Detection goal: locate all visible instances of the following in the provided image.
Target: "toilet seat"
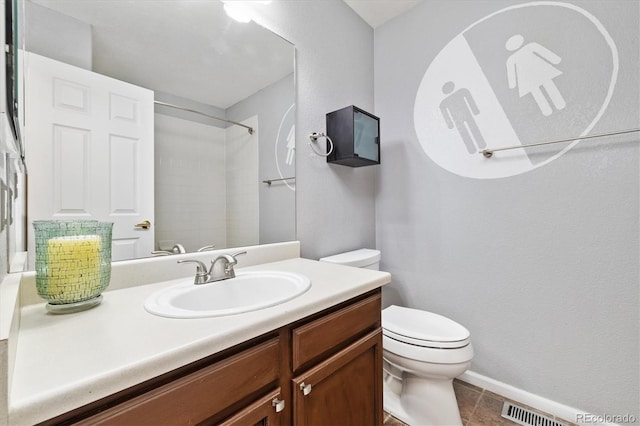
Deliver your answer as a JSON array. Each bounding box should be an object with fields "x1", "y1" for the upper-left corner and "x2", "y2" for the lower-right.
[
  {"x1": 382, "y1": 305, "x2": 470, "y2": 349},
  {"x1": 383, "y1": 328, "x2": 470, "y2": 349}
]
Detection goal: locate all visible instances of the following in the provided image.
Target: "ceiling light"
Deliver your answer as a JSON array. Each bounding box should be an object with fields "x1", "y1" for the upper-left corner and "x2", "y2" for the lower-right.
[
  {"x1": 222, "y1": 1, "x2": 272, "y2": 23},
  {"x1": 223, "y1": 2, "x2": 253, "y2": 23}
]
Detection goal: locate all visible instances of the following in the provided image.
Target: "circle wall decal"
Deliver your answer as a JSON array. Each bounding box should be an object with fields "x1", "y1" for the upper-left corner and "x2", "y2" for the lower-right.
[{"x1": 413, "y1": 2, "x2": 618, "y2": 179}]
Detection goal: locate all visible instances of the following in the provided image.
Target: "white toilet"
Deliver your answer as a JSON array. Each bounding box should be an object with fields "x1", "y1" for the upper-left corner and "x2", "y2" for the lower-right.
[{"x1": 320, "y1": 249, "x2": 474, "y2": 426}]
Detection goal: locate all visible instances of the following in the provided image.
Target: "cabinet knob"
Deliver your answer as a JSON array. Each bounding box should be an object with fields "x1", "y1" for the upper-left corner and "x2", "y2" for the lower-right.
[
  {"x1": 300, "y1": 382, "x2": 312, "y2": 396},
  {"x1": 272, "y1": 398, "x2": 285, "y2": 413}
]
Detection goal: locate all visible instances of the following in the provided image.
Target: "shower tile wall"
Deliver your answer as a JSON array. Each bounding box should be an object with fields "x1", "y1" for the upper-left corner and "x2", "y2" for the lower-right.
[
  {"x1": 225, "y1": 115, "x2": 259, "y2": 248},
  {"x1": 154, "y1": 113, "x2": 227, "y2": 252}
]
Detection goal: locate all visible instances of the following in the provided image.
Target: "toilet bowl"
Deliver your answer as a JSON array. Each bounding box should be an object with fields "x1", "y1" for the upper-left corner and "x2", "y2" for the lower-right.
[
  {"x1": 383, "y1": 305, "x2": 473, "y2": 426},
  {"x1": 319, "y1": 249, "x2": 474, "y2": 426}
]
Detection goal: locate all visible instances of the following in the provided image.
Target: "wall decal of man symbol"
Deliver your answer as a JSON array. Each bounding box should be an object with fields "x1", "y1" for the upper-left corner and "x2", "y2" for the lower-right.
[
  {"x1": 506, "y1": 34, "x2": 566, "y2": 116},
  {"x1": 285, "y1": 124, "x2": 295, "y2": 166},
  {"x1": 275, "y1": 103, "x2": 296, "y2": 191},
  {"x1": 439, "y1": 81, "x2": 486, "y2": 154}
]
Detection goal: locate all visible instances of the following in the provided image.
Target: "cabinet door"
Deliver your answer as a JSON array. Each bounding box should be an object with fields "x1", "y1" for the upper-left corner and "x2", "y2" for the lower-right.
[
  {"x1": 216, "y1": 388, "x2": 284, "y2": 426},
  {"x1": 292, "y1": 329, "x2": 382, "y2": 426}
]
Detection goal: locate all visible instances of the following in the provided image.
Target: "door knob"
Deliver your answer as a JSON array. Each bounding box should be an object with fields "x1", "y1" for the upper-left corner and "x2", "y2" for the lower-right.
[{"x1": 135, "y1": 220, "x2": 151, "y2": 229}]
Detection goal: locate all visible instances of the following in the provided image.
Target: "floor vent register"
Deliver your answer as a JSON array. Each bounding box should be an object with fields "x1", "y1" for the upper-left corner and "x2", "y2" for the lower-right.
[{"x1": 501, "y1": 402, "x2": 567, "y2": 426}]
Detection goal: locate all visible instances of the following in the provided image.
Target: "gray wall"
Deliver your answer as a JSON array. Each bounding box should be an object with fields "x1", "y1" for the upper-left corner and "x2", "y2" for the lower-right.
[
  {"x1": 375, "y1": 0, "x2": 639, "y2": 419},
  {"x1": 227, "y1": 73, "x2": 296, "y2": 245},
  {"x1": 250, "y1": 1, "x2": 377, "y2": 261}
]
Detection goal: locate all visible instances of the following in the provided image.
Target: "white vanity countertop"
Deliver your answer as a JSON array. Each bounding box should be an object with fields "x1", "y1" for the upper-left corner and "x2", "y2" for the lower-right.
[{"x1": 9, "y1": 257, "x2": 391, "y2": 425}]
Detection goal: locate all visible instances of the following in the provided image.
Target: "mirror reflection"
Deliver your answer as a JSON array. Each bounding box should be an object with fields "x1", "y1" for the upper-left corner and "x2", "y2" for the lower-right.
[{"x1": 19, "y1": 0, "x2": 296, "y2": 267}]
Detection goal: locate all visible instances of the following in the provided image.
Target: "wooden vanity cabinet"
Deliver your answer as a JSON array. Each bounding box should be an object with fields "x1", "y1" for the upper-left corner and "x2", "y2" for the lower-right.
[{"x1": 44, "y1": 289, "x2": 381, "y2": 426}]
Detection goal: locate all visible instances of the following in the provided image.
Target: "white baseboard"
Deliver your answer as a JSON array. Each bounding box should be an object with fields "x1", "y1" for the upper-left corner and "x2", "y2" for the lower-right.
[{"x1": 459, "y1": 371, "x2": 623, "y2": 426}]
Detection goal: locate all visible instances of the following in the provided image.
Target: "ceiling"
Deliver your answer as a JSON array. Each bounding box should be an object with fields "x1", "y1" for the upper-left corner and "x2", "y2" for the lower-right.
[
  {"x1": 29, "y1": 0, "x2": 293, "y2": 109},
  {"x1": 27, "y1": 0, "x2": 419, "y2": 109},
  {"x1": 343, "y1": 0, "x2": 424, "y2": 28}
]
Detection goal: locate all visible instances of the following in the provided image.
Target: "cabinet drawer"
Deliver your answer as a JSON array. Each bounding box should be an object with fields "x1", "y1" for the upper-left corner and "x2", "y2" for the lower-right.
[
  {"x1": 78, "y1": 338, "x2": 280, "y2": 426},
  {"x1": 292, "y1": 292, "x2": 380, "y2": 371}
]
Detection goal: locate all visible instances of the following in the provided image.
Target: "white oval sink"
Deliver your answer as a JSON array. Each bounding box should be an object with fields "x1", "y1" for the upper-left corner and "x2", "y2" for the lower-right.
[{"x1": 144, "y1": 271, "x2": 311, "y2": 318}]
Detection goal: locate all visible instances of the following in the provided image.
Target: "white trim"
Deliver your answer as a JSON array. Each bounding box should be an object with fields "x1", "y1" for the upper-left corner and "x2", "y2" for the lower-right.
[{"x1": 459, "y1": 371, "x2": 622, "y2": 426}]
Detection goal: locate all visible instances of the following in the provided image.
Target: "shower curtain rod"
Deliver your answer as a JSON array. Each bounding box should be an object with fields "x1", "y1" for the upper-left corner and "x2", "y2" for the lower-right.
[
  {"x1": 481, "y1": 128, "x2": 640, "y2": 158},
  {"x1": 154, "y1": 101, "x2": 254, "y2": 134}
]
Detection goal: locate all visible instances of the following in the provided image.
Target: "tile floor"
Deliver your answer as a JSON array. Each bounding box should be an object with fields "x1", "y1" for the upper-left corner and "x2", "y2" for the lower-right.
[{"x1": 383, "y1": 379, "x2": 578, "y2": 426}]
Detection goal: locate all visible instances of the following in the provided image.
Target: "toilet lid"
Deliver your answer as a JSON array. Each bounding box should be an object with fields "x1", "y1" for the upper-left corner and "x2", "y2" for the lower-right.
[
  {"x1": 382, "y1": 305, "x2": 470, "y2": 349},
  {"x1": 319, "y1": 248, "x2": 381, "y2": 268}
]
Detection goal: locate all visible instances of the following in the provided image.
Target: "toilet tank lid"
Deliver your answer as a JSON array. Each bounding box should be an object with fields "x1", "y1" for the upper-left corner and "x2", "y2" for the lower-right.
[
  {"x1": 382, "y1": 305, "x2": 470, "y2": 343},
  {"x1": 319, "y1": 248, "x2": 381, "y2": 268}
]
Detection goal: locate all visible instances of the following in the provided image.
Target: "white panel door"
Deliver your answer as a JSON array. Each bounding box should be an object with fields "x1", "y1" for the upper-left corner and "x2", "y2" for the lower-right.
[{"x1": 24, "y1": 52, "x2": 154, "y2": 266}]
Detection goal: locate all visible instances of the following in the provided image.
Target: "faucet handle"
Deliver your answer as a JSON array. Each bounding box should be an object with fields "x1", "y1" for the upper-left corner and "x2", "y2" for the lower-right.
[
  {"x1": 172, "y1": 243, "x2": 187, "y2": 254},
  {"x1": 208, "y1": 251, "x2": 247, "y2": 280},
  {"x1": 197, "y1": 245, "x2": 216, "y2": 252},
  {"x1": 177, "y1": 259, "x2": 209, "y2": 285},
  {"x1": 224, "y1": 251, "x2": 247, "y2": 278},
  {"x1": 225, "y1": 251, "x2": 247, "y2": 269},
  {"x1": 230, "y1": 251, "x2": 247, "y2": 262}
]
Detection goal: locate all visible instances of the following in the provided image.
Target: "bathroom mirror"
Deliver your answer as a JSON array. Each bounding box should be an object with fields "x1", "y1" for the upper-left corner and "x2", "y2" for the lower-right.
[{"x1": 18, "y1": 0, "x2": 296, "y2": 266}]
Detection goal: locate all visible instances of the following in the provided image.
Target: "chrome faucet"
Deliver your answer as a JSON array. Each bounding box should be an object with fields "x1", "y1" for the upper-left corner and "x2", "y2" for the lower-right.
[
  {"x1": 172, "y1": 243, "x2": 187, "y2": 254},
  {"x1": 152, "y1": 243, "x2": 187, "y2": 256},
  {"x1": 178, "y1": 251, "x2": 247, "y2": 285}
]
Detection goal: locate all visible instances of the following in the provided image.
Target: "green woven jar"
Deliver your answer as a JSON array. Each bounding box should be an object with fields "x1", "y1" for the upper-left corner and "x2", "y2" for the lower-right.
[{"x1": 33, "y1": 220, "x2": 113, "y2": 313}]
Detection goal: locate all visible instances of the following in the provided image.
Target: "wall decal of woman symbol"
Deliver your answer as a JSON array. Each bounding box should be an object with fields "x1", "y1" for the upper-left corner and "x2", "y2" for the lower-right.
[
  {"x1": 413, "y1": 1, "x2": 618, "y2": 179},
  {"x1": 506, "y1": 34, "x2": 566, "y2": 116}
]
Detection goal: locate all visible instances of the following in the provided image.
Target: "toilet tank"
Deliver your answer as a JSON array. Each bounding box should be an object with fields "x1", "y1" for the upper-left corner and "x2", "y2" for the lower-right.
[{"x1": 319, "y1": 248, "x2": 381, "y2": 270}]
